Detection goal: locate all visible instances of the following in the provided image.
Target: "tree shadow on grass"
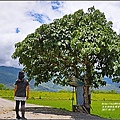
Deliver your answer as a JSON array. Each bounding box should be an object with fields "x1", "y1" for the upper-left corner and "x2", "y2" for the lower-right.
[{"x1": 23, "y1": 106, "x2": 108, "y2": 120}]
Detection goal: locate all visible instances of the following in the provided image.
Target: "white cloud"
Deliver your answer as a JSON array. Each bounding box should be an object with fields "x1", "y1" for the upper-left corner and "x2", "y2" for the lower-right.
[{"x1": 0, "y1": 1, "x2": 120, "y2": 68}]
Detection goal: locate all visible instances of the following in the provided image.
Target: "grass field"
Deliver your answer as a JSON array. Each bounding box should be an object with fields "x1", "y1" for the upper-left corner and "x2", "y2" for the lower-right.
[{"x1": 0, "y1": 90, "x2": 120, "y2": 119}]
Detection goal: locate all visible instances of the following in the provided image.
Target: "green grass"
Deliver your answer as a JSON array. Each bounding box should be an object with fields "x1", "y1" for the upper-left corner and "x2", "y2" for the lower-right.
[
  {"x1": 91, "y1": 100, "x2": 120, "y2": 119},
  {"x1": 0, "y1": 90, "x2": 120, "y2": 119},
  {"x1": 91, "y1": 93, "x2": 120, "y2": 119},
  {"x1": 27, "y1": 99, "x2": 72, "y2": 111}
]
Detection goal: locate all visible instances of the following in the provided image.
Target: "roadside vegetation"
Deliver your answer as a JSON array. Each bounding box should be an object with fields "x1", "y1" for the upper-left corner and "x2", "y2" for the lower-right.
[{"x1": 0, "y1": 83, "x2": 9, "y2": 90}]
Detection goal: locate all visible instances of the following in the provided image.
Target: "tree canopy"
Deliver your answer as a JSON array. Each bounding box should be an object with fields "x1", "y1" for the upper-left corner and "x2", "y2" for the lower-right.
[{"x1": 12, "y1": 6, "x2": 120, "y2": 88}]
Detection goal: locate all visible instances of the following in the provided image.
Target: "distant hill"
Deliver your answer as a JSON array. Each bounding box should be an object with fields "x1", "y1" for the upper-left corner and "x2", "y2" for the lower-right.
[
  {"x1": 96, "y1": 77, "x2": 120, "y2": 93},
  {"x1": 0, "y1": 66, "x2": 120, "y2": 93},
  {"x1": 0, "y1": 66, "x2": 21, "y2": 88},
  {"x1": 0, "y1": 66, "x2": 72, "y2": 92}
]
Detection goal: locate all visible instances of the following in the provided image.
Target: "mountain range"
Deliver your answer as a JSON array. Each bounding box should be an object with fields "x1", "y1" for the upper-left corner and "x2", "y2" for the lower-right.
[
  {"x1": 0, "y1": 66, "x2": 120, "y2": 93},
  {"x1": 0, "y1": 66, "x2": 72, "y2": 92}
]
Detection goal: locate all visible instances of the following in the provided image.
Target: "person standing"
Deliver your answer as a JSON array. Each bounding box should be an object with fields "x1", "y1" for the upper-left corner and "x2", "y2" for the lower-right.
[{"x1": 14, "y1": 71, "x2": 30, "y2": 120}]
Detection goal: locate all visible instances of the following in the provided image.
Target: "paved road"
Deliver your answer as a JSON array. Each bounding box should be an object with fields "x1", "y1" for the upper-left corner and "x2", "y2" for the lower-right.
[{"x1": 0, "y1": 98, "x2": 108, "y2": 120}]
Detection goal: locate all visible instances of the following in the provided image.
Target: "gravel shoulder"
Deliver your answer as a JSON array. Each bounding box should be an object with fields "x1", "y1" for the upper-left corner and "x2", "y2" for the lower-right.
[{"x1": 0, "y1": 98, "x2": 108, "y2": 120}]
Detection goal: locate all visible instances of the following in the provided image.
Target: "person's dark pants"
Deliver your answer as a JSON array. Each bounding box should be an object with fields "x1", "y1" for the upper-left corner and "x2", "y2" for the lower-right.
[{"x1": 15, "y1": 100, "x2": 25, "y2": 118}]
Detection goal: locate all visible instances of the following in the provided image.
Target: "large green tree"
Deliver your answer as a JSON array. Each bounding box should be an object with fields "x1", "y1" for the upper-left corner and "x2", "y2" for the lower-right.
[{"x1": 12, "y1": 6, "x2": 120, "y2": 113}]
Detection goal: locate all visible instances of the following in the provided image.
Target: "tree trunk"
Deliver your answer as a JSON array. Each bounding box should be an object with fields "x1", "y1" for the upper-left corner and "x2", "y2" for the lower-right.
[
  {"x1": 84, "y1": 54, "x2": 91, "y2": 114},
  {"x1": 83, "y1": 81, "x2": 90, "y2": 114}
]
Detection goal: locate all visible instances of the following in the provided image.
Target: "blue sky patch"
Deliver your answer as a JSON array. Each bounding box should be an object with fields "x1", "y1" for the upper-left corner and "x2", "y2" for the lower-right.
[
  {"x1": 51, "y1": 1, "x2": 63, "y2": 11},
  {"x1": 51, "y1": 1, "x2": 60, "y2": 10},
  {"x1": 15, "y1": 28, "x2": 20, "y2": 33},
  {"x1": 27, "y1": 12, "x2": 51, "y2": 24},
  {"x1": 51, "y1": 1, "x2": 61, "y2": 6}
]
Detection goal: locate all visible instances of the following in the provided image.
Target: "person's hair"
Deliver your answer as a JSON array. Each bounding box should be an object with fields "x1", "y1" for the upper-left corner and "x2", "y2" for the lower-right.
[{"x1": 18, "y1": 71, "x2": 25, "y2": 80}]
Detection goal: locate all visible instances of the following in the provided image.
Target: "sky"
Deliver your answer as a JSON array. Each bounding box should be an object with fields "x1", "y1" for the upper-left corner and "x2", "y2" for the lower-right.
[{"x1": 0, "y1": 1, "x2": 120, "y2": 68}]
